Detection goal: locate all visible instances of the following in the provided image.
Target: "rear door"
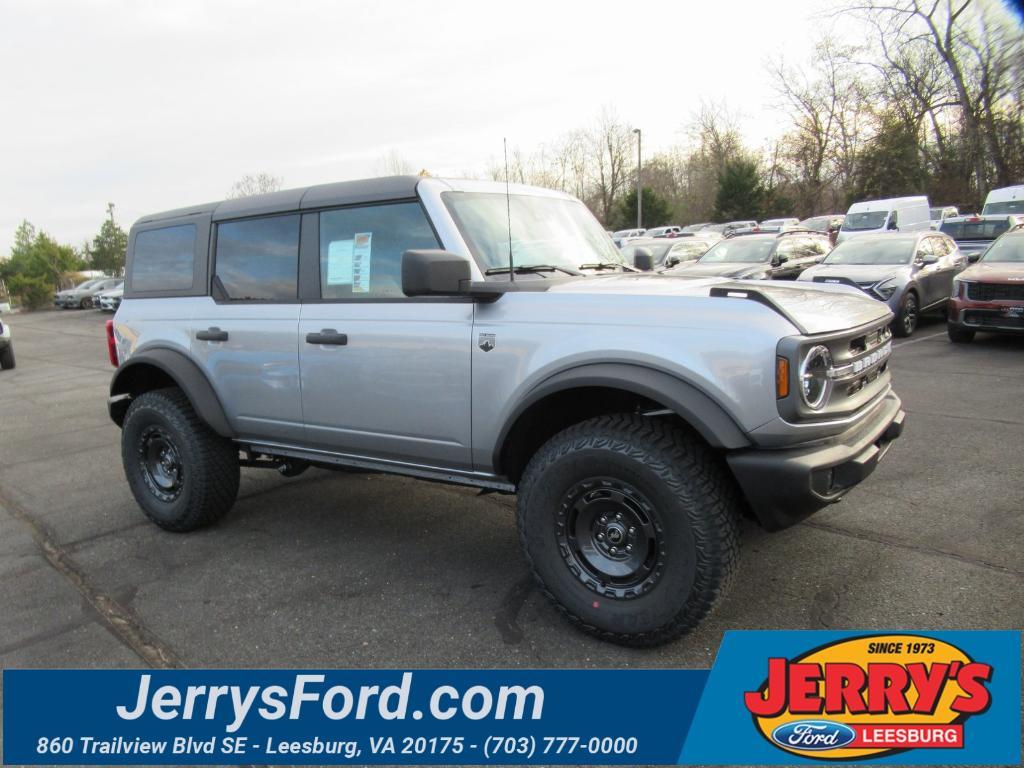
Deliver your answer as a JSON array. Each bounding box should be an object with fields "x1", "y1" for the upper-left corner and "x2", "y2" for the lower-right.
[
  {"x1": 297, "y1": 201, "x2": 474, "y2": 470},
  {"x1": 190, "y1": 213, "x2": 303, "y2": 443}
]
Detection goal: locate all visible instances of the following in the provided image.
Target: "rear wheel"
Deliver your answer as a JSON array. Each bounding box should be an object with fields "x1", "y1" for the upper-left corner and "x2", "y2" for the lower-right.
[
  {"x1": 79, "y1": 297, "x2": 91, "y2": 309},
  {"x1": 893, "y1": 291, "x2": 918, "y2": 337},
  {"x1": 122, "y1": 388, "x2": 239, "y2": 531},
  {"x1": 947, "y1": 324, "x2": 975, "y2": 343},
  {"x1": 0, "y1": 343, "x2": 14, "y2": 370},
  {"x1": 516, "y1": 414, "x2": 741, "y2": 647}
]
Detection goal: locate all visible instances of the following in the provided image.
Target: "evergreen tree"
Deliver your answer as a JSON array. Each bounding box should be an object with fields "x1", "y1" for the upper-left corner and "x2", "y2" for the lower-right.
[
  {"x1": 713, "y1": 160, "x2": 765, "y2": 221},
  {"x1": 90, "y1": 203, "x2": 128, "y2": 275},
  {"x1": 613, "y1": 187, "x2": 672, "y2": 230}
]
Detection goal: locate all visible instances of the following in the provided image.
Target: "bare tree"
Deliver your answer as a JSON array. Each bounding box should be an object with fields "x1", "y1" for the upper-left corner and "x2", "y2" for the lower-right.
[
  {"x1": 587, "y1": 109, "x2": 634, "y2": 224},
  {"x1": 227, "y1": 172, "x2": 283, "y2": 199},
  {"x1": 376, "y1": 149, "x2": 414, "y2": 176}
]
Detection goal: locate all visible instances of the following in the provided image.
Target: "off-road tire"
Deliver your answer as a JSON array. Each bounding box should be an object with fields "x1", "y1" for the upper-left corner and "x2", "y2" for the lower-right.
[
  {"x1": 122, "y1": 388, "x2": 239, "y2": 532},
  {"x1": 947, "y1": 324, "x2": 975, "y2": 343},
  {"x1": 893, "y1": 290, "x2": 918, "y2": 338},
  {"x1": 516, "y1": 414, "x2": 741, "y2": 647},
  {"x1": 0, "y1": 343, "x2": 14, "y2": 370}
]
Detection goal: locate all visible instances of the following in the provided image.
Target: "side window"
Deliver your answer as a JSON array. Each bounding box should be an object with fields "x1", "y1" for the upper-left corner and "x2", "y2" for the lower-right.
[
  {"x1": 916, "y1": 238, "x2": 935, "y2": 259},
  {"x1": 809, "y1": 236, "x2": 830, "y2": 256},
  {"x1": 775, "y1": 238, "x2": 800, "y2": 260},
  {"x1": 132, "y1": 225, "x2": 196, "y2": 292},
  {"x1": 319, "y1": 202, "x2": 440, "y2": 299},
  {"x1": 214, "y1": 215, "x2": 299, "y2": 301}
]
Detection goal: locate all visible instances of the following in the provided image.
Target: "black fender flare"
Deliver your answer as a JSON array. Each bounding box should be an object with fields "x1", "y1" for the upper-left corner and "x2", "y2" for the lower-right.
[
  {"x1": 493, "y1": 362, "x2": 750, "y2": 469},
  {"x1": 108, "y1": 347, "x2": 233, "y2": 437}
]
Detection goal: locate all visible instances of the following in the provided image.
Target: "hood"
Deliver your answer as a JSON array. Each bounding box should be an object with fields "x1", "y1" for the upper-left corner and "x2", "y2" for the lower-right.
[
  {"x1": 958, "y1": 261, "x2": 1024, "y2": 283},
  {"x1": 667, "y1": 262, "x2": 769, "y2": 279},
  {"x1": 800, "y1": 263, "x2": 907, "y2": 286},
  {"x1": 537, "y1": 274, "x2": 890, "y2": 335}
]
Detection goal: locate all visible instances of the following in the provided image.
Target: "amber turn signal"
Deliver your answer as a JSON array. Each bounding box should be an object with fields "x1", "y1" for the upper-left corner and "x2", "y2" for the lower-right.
[{"x1": 776, "y1": 356, "x2": 790, "y2": 399}]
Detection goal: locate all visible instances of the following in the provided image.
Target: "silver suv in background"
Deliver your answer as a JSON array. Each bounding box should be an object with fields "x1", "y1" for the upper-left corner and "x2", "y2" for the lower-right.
[
  {"x1": 798, "y1": 231, "x2": 966, "y2": 337},
  {"x1": 107, "y1": 176, "x2": 904, "y2": 646}
]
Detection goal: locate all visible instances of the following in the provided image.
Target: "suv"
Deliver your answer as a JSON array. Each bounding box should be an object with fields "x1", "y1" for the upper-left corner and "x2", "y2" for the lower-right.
[
  {"x1": 662, "y1": 230, "x2": 831, "y2": 280},
  {"x1": 947, "y1": 228, "x2": 1024, "y2": 342},
  {"x1": 938, "y1": 214, "x2": 1024, "y2": 263},
  {"x1": 107, "y1": 177, "x2": 905, "y2": 646}
]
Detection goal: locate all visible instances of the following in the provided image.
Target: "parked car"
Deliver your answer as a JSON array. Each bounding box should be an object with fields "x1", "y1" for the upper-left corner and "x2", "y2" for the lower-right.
[
  {"x1": 929, "y1": 205, "x2": 959, "y2": 229},
  {"x1": 682, "y1": 222, "x2": 712, "y2": 232},
  {"x1": 798, "y1": 231, "x2": 965, "y2": 337},
  {"x1": 106, "y1": 175, "x2": 904, "y2": 647},
  {"x1": 938, "y1": 214, "x2": 1024, "y2": 263},
  {"x1": 837, "y1": 196, "x2": 931, "y2": 243},
  {"x1": 981, "y1": 184, "x2": 1024, "y2": 216},
  {"x1": 620, "y1": 235, "x2": 718, "y2": 270},
  {"x1": 55, "y1": 277, "x2": 121, "y2": 308},
  {"x1": 947, "y1": 228, "x2": 1024, "y2": 342},
  {"x1": 728, "y1": 223, "x2": 803, "y2": 237},
  {"x1": 644, "y1": 225, "x2": 683, "y2": 238},
  {"x1": 611, "y1": 228, "x2": 646, "y2": 247},
  {"x1": 799, "y1": 214, "x2": 844, "y2": 233},
  {"x1": 760, "y1": 217, "x2": 800, "y2": 228},
  {"x1": 98, "y1": 284, "x2": 125, "y2": 312},
  {"x1": 664, "y1": 230, "x2": 831, "y2": 280},
  {"x1": 0, "y1": 317, "x2": 14, "y2": 370},
  {"x1": 721, "y1": 220, "x2": 758, "y2": 235}
]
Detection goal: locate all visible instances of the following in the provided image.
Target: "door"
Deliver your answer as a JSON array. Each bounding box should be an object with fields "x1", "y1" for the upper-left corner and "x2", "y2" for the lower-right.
[
  {"x1": 921, "y1": 236, "x2": 961, "y2": 308},
  {"x1": 298, "y1": 201, "x2": 474, "y2": 470},
  {"x1": 769, "y1": 237, "x2": 805, "y2": 279},
  {"x1": 191, "y1": 213, "x2": 303, "y2": 443},
  {"x1": 912, "y1": 237, "x2": 946, "y2": 308}
]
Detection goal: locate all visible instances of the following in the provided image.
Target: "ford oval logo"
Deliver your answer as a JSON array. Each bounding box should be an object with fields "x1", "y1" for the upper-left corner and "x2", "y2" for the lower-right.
[{"x1": 771, "y1": 720, "x2": 857, "y2": 750}]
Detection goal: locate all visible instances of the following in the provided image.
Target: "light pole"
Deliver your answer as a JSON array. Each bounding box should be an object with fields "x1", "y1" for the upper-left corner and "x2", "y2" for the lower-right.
[{"x1": 632, "y1": 128, "x2": 642, "y2": 230}]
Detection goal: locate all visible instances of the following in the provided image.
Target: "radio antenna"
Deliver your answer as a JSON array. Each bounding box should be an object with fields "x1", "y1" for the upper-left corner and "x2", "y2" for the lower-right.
[{"x1": 504, "y1": 137, "x2": 514, "y2": 283}]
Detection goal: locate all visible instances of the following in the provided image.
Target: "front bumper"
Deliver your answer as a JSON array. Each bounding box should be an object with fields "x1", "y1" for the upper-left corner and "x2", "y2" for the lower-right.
[
  {"x1": 727, "y1": 391, "x2": 905, "y2": 531},
  {"x1": 948, "y1": 297, "x2": 1024, "y2": 334}
]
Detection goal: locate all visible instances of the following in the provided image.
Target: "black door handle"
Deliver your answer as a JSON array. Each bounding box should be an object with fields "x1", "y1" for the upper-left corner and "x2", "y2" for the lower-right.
[
  {"x1": 196, "y1": 327, "x2": 229, "y2": 342},
  {"x1": 306, "y1": 329, "x2": 348, "y2": 346}
]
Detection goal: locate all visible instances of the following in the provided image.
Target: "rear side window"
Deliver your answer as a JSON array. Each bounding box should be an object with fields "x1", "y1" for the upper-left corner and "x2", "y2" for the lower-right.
[
  {"x1": 215, "y1": 215, "x2": 300, "y2": 301},
  {"x1": 318, "y1": 202, "x2": 439, "y2": 299},
  {"x1": 132, "y1": 225, "x2": 196, "y2": 291}
]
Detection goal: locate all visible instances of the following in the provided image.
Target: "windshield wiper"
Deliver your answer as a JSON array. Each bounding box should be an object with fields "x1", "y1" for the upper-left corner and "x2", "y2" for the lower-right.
[
  {"x1": 578, "y1": 262, "x2": 639, "y2": 272},
  {"x1": 485, "y1": 264, "x2": 583, "y2": 277}
]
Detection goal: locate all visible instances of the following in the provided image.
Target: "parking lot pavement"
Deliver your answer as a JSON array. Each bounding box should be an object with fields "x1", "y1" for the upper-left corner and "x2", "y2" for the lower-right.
[{"x1": 1, "y1": 310, "x2": 1021, "y2": 688}]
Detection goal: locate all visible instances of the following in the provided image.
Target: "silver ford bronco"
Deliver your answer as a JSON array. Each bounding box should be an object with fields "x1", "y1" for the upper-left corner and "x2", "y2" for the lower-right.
[{"x1": 108, "y1": 177, "x2": 904, "y2": 646}]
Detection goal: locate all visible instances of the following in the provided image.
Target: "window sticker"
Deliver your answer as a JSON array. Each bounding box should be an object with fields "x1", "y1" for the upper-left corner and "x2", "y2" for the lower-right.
[
  {"x1": 326, "y1": 239, "x2": 353, "y2": 285},
  {"x1": 352, "y1": 232, "x2": 372, "y2": 294}
]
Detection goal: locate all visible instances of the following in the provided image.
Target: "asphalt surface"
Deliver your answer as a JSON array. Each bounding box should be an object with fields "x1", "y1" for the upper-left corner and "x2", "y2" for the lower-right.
[{"x1": 1, "y1": 308, "x2": 1022, "y2": 752}]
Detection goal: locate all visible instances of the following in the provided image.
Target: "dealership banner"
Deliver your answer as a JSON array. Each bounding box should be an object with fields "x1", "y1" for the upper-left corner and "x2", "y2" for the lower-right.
[{"x1": 3, "y1": 631, "x2": 1019, "y2": 765}]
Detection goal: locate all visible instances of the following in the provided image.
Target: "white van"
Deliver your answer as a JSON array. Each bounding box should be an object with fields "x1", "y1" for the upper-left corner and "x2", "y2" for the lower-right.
[
  {"x1": 837, "y1": 196, "x2": 931, "y2": 243},
  {"x1": 981, "y1": 185, "x2": 1024, "y2": 215}
]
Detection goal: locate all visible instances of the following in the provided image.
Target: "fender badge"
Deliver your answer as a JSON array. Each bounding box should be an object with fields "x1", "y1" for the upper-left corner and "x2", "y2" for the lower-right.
[{"x1": 478, "y1": 333, "x2": 496, "y2": 352}]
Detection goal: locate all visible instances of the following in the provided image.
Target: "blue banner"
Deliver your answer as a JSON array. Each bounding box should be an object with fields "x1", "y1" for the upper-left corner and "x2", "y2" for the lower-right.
[{"x1": 2, "y1": 630, "x2": 1019, "y2": 765}]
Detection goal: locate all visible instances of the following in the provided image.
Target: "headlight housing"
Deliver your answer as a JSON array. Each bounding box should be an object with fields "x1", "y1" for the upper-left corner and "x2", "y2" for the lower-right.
[
  {"x1": 799, "y1": 345, "x2": 833, "y2": 410},
  {"x1": 873, "y1": 278, "x2": 898, "y2": 300},
  {"x1": 952, "y1": 279, "x2": 968, "y2": 299}
]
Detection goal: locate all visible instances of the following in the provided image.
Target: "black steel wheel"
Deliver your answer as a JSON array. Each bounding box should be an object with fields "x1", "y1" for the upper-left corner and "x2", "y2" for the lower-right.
[
  {"x1": 517, "y1": 414, "x2": 741, "y2": 647},
  {"x1": 122, "y1": 388, "x2": 239, "y2": 532},
  {"x1": 557, "y1": 477, "x2": 665, "y2": 599}
]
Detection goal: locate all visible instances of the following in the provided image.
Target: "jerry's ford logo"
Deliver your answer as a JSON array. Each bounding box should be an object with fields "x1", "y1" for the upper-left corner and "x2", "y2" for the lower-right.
[{"x1": 771, "y1": 720, "x2": 856, "y2": 751}]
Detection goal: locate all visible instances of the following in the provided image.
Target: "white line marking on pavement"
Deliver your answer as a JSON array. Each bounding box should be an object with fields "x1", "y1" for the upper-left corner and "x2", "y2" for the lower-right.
[{"x1": 894, "y1": 330, "x2": 947, "y2": 348}]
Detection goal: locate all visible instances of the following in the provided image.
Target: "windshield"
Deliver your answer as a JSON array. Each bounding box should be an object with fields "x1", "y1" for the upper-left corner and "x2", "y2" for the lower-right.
[
  {"x1": 665, "y1": 241, "x2": 710, "y2": 262},
  {"x1": 940, "y1": 220, "x2": 1011, "y2": 240},
  {"x1": 982, "y1": 200, "x2": 1024, "y2": 215},
  {"x1": 697, "y1": 238, "x2": 774, "y2": 264},
  {"x1": 824, "y1": 238, "x2": 913, "y2": 265},
  {"x1": 74, "y1": 279, "x2": 99, "y2": 290},
  {"x1": 443, "y1": 192, "x2": 625, "y2": 273},
  {"x1": 929, "y1": 208, "x2": 943, "y2": 219},
  {"x1": 843, "y1": 211, "x2": 888, "y2": 231},
  {"x1": 620, "y1": 242, "x2": 672, "y2": 262},
  {"x1": 981, "y1": 235, "x2": 1024, "y2": 262}
]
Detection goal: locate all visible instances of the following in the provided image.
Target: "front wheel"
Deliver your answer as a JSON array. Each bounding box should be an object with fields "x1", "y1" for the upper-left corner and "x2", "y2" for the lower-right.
[
  {"x1": 516, "y1": 414, "x2": 741, "y2": 647},
  {"x1": 0, "y1": 343, "x2": 14, "y2": 370},
  {"x1": 122, "y1": 388, "x2": 239, "y2": 531},
  {"x1": 893, "y1": 291, "x2": 918, "y2": 337},
  {"x1": 947, "y1": 324, "x2": 975, "y2": 343}
]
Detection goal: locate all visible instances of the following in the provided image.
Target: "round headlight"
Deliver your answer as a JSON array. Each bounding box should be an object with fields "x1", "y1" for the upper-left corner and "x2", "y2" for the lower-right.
[{"x1": 800, "y1": 345, "x2": 833, "y2": 410}]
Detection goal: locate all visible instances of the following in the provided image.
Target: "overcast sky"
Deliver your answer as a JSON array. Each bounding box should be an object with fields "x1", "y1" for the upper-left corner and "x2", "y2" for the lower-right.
[{"x1": 0, "y1": 0, "x2": 841, "y2": 249}]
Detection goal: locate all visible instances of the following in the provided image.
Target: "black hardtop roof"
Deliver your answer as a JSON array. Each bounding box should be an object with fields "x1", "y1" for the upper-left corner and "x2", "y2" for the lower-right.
[{"x1": 134, "y1": 175, "x2": 423, "y2": 226}]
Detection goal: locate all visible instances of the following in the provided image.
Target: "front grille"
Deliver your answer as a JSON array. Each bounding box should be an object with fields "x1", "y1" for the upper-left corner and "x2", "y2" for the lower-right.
[
  {"x1": 964, "y1": 311, "x2": 1024, "y2": 329},
  {"x1": 966, "y1": 282, "x2": 1024, "y2": 302}
]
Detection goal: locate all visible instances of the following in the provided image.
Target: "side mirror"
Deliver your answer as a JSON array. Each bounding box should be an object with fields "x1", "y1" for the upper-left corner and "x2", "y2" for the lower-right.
[
  {"x1": 887, "y1": 219, "x2": 898, "y2": 231},
  {"x1": 402, "y1": 250, "x2": 473, "y2": 297},
  {"x1": 633, "y1": 248, "x2": 654, "y2": 271},
  {"x1": 775, "y1": 254, "x2": 789, "y2": 265},
  {"x1": 967, "y1": 252, "x2": 982, "y2": 263},
  {"x1": 919, "y1": 253, "x2": 939, "y2": 265},
  {"x1": 664, "y1": 256, "x2": 680, "y2": 269}
]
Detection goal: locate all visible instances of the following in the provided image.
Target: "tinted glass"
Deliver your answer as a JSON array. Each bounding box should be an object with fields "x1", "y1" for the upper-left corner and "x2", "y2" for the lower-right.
[
  {"x1": 940, "y1": 220, "x2": 1011, "y2": 240},
  {"x1": 824, "y1": 238, "x2": 914, "y2": 265},
  {"x1": 843, "y1": 211, "x2": 888, "y2": 231},
  {"x1": 981, "y1": 235, "x2": 1024, "y2": 263},
  {"x1": 132, "y1": 225, "x2": 196, "y2": 291},
  {"x1": 983, "y1": 200, "x2": 1024, "y2": 215},
  {"x1": 215, "y1": 215, "x2": 299, "y2": 301},
  {"x1": 319, "y1": 202, "x2": 439, "y2": 299},
  {"x1": 698, "y1": 238, "x2": 774, "y2": 263}
]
